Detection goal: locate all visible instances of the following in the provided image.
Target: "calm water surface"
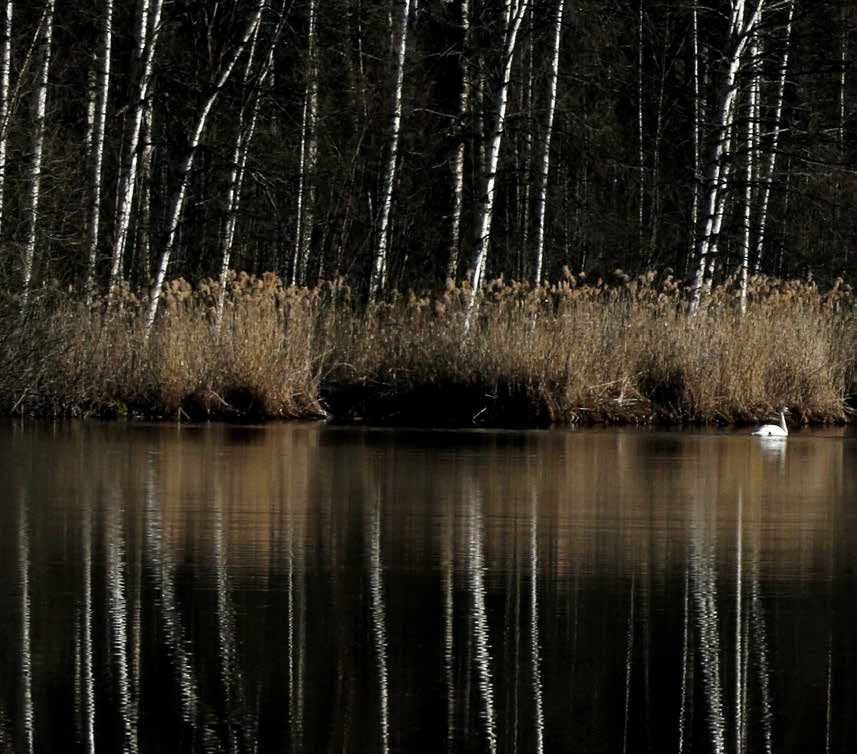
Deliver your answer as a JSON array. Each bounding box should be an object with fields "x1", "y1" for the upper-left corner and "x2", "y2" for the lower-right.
[{"x1": 1, "y1": 420, "x2": 856, "y2": 753}]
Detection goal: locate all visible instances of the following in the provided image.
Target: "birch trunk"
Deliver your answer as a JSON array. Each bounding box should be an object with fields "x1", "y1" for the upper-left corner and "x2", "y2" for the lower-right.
[
  {"x1": 754, "y1": 0, "x2": 794, "y2": 273},
  {"x1": 740, "y1": 34, "x2": 759, "y2": 315},
  {"x1": 637, "y1": 0, "x2": 645, "y2": 257},
  {"x1": 136, "y1": 101, "x2": 154, "y2": 284},
  {"x1": 20, "y1": 0, "x2": 54, "y2": 313},
  {"x1": 688, "y1": 5, "x2": 701, "y2": 276},
  {"x1": 447, "y1": 0, "x2": 470, "y2": 281},
  {"x1": 216, "y1": 8, "x2": 283, "y2": 332},
  {"x1": 292, "y1": 0, "x2": 319, "y2": 286},
  {"x1": 518, "y1": 25, "x2": 533, "y2": 281},
  {"x1": 108, "y1": 0, "x2": 163, "y2": 299},
  {"x1": 533, "y1": 0, "x2": 564, "y2": 285},
  {"x1": 145, "y1": 3, "x2": 264, "y2": 338},
  {"x1": 84, "y1": 0, "x2": 113, "y2": 305},
  {"x1": 464, "y1": 0, "x2": 529, "y2": 332},
  {"x1": 689, "y1": 0, "x2": 767, "y2": 314},
  {"x1": 0, "y1": 0, "x2": 12, "y2": 235},
  {"x1": 369, "y1": 0, "x2": 412, "y2": 303}
]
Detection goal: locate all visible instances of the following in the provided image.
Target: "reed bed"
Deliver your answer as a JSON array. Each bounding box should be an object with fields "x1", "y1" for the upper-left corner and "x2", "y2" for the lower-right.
[{"x1": 2, "y1": 270, "x2": 855, "y2": 425}]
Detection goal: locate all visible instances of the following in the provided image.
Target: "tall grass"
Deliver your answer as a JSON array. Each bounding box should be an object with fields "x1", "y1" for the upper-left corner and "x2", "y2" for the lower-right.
[{"x1": 2, "y1": 270, "x2": 856, "y2": 424}]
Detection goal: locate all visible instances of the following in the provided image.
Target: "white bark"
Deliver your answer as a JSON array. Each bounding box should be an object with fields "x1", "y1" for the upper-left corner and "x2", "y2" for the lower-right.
[
  {"x1": 518, "y1": 25, "x2": 533, "y2": 279},
  {"x1": 20, "y1": 0, "x2": 53, "y2": 312},
  {"x1": 369, "y1": 0, "x2": 412, "y2": 303},
  {"x1": 216, "y1": 17, "x2": 264, "y2": 331},
  {"x1": 840, "y1": 1, "x2": 847, "y2": 157},
  {"x1": 689, "y1": 0, "x2": 767, "y2": 314},
  {"x1": 0, "y1": 0, "x2": 12, "y2": 234},
  {"x1": 85, "y1": 0, "x2": 113, "y2": 305},
  {"x1": 136, "y1": 100, "x2": 154, "y2": 283},
  {"x1": 214, "y1": 2, "x2": 286, "y2": 324},
  {"x1": 464, "y1": 0, "x2": 529, "y2": 332},
  {"x1": 533, "y1": 0, "x2": 564, "y2": 285},
  {"x1": 447, "y1": 0, "x2": 470, "y2": 281},
  {"x1": 637, "y1": 0, "x2": 645, "y2": 255},
  {"x1": 109, "y1": 0, "x2": 163, "y2": 299},
  {"x1": 689, "y1": 5, "x2": 701, "y2": 274},
  {"x1": 754, "y1": 0, "x2": 794, "y2": 273},
  {"x1": 740, "y1": 34, "x2": 760, "y2": 315},
  {"x1": 292, "y1": 0, "x2": 319, "y2": 286},
  {"x1": 145, "y1": 3, "x2": 264, "y2": 338}
]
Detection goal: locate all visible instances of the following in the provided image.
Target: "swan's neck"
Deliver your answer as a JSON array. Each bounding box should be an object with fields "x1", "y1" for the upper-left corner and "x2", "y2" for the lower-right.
[{"x1": 779, "y1": 410, "x2": 788, "y2": 433}]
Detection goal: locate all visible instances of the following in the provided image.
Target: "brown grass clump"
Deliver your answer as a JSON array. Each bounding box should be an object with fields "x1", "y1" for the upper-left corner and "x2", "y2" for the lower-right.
[
  {"x1": 0, "y1": 273, "x2": 328, "y2": 419},
  {"x1": 1, "y1": 271, "x2": 855, "y2": 425}
]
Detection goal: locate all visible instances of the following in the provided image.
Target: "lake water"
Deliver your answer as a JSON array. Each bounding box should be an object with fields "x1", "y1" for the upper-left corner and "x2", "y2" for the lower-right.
[{"x1": 0, "y1": 420, "x2": 855, "y2": 753}]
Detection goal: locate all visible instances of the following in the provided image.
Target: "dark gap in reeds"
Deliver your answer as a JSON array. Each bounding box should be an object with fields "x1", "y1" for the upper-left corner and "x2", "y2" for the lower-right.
[{"x1": 2, "y1": 270, "x2": 857, "y2": 426}]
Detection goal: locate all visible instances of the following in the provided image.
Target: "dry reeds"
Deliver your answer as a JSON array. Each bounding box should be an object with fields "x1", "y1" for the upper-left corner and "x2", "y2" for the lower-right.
[{"x1": 2, "y1": 271, "x2": 855, "y2": 425}]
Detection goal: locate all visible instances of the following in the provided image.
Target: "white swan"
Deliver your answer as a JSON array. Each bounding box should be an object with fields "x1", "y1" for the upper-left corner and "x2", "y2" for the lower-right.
[{"x1": 751, "y1": 407, "x2": 789, "y2": 437}]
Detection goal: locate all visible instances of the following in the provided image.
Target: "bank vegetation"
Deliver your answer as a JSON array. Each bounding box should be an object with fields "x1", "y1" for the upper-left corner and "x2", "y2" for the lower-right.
[{"x1": 2, "y1": 271, "x2": 856, "y2": 426}]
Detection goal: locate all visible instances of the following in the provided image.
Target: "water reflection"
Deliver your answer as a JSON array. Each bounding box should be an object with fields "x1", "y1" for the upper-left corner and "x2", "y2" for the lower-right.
[{"x1": 0, "y1": 423, "x2": 855, "y2": 752}]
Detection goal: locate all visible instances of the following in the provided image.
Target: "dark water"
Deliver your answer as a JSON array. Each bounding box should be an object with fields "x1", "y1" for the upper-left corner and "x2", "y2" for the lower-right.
[{"x1": 1, "y1": 420, "x2": 856, "y2": 753}]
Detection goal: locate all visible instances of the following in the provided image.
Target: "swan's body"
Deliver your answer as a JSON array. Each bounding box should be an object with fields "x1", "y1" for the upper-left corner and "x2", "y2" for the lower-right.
[{"x1": 751, "y1": 408, "x2": 789, "y2": 437}]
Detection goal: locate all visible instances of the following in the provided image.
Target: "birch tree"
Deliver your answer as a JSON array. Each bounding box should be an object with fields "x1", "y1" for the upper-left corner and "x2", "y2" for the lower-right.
[
  {"x1": 689, "y1": 0, "x2": 767, "y2": 314},
  {"x1": 0, "y1": 0, "x2": 11, "y2": 235},
  {"x1": 216, "y1": 4, "x2": 286, "y2": 332},
  {"x1": 447, "y1": 0, "x2": 470, "y2": 281},
  {"x1": 688, "y1": 4, "x2": 702, "y2": 276},
  {"x1": 145, "y1": 2, "x2": 265, "y2": 338},
  {"x1": 533, "y1": 0, "x2": 564, "y2": 286},
  {"x1": 465, "y1": 0, "x2": 529, "y2": 332},
  {"x1": 109, "y1": 0, "x2": 163, "y2": 299},
  {"x1": 637, "y1": 0, "x2": 645, "y2": 256},
  {"x1": 740, "y1": 32, "x2": 760, "y2": 315},
  {"x1": 135, "y1": 100, "x2": 155, "y2": 284},
  {"x1": 84, "y1": 0, "x2": 113, "y2": 305},
  {"x1": 369, "y1": 0, "x2": 413, "y2": 303},
  {"x1": 754, "y1": 0, "x2": 794, "y2": 273},
  {"x1": 20, "y1": 0, "x2": 54, "y2": 313},
  {"x1": 292, "y1": 0, "x2": 319, "y2": 286}
]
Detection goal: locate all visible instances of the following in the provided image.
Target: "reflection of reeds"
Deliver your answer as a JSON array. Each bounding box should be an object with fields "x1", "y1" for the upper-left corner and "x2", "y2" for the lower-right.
[{"x1": 2, "y1": 271, "x2": 856, "y2": 424}]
